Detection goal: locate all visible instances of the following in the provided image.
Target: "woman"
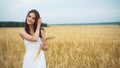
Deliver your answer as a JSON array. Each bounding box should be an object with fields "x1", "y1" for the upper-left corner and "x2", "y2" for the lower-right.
[{"x1": 19, "y1": 9, "x2": 47, "y2": 68}]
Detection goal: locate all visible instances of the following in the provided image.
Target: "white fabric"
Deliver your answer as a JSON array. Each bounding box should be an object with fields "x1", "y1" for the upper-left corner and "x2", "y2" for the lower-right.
[{"x1": 22, "y1": 37, "x2": 46, "y2": 68}]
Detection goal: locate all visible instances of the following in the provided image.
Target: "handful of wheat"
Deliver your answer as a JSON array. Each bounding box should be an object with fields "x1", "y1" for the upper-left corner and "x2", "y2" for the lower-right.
[{"x1": 34, "y1": 34, "x2": 55, "y2": 61}]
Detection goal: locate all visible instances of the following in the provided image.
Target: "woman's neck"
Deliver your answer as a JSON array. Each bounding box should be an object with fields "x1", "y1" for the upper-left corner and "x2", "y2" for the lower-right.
[{"x1": 29, "y1": 25, "x2": 34, "y2": 35}]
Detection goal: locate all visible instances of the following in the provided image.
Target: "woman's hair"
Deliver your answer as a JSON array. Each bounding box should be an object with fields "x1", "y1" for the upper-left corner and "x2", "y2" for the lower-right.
[{"x1": 24, "y1": 9, "x2": 44, "y2": 38}]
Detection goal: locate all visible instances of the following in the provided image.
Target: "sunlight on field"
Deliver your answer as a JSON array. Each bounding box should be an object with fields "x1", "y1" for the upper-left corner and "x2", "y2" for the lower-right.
[{"x1": 0, "y1": 25, "x2": 120, "y2": 68}]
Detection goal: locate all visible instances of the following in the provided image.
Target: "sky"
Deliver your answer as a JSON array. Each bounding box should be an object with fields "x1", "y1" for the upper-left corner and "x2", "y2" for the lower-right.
[{"x1": 0, "y1": 0, "x2": 120, "y2": 24}]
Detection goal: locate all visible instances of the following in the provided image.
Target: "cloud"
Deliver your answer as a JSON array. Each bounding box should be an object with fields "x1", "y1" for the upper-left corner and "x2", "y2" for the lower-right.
[
  {"x1": 42, "y1": 7, "x2": 120, "y2": 24},
  {"x1": 0, "y1": 0, "x2": 120, "y2": 24}
]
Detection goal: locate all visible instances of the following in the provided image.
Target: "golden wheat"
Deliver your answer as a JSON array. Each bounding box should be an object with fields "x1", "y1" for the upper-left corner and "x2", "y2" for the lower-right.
[{"x1": 0, "y1": 25, "x2": 120, "y2": 68}]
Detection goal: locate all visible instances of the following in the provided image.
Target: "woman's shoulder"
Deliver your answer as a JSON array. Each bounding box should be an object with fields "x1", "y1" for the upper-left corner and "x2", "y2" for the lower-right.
[
  {"x1": 19, "y1": 30, "x2": 25, "y2": 34},
  {"x1": 19, "y1": 30, "x2": 26, "y2": 38}
]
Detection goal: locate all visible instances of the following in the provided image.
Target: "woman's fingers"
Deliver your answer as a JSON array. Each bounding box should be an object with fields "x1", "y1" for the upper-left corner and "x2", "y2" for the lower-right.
[{"x1": 41, "y1": 43, "x2": 48, "y2": 50}]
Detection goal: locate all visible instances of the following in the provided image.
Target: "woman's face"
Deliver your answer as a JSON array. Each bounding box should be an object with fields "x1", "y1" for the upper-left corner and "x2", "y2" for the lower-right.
[{"x1": 27, "y1": 12, "x2": 36, "y2": 26}]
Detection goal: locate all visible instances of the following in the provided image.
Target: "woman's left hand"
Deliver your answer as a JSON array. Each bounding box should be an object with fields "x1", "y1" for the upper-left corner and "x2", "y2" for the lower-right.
[{"x1": 41, "y1": 43, "x2": 48, "y2": 50}]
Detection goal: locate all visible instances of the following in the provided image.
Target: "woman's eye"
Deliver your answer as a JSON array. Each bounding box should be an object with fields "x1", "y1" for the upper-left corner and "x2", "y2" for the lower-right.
[
  {"x1": 28, "y1": 15, "x2": 31, "y2": 18},
  {"x1": 32, "y1": 18, "x2": 35, "y2": 20}
]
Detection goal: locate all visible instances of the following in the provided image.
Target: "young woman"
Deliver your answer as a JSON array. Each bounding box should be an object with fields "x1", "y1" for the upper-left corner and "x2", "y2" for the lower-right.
[{"x1": 19, "y1": 9, "x2": 47, "y2": 68}]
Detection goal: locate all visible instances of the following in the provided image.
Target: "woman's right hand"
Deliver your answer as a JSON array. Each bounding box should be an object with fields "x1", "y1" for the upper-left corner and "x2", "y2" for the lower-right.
[{"x1": 37, "y1": 18, "x2": 42, "y2": 26}]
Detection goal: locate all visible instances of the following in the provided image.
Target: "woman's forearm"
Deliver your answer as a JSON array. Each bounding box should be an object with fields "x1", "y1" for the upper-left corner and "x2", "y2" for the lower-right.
[
  {"x1": 32, "y1": 24, "x2": 40, "y2": 41},
  {"x1": 32, "y1": 18, "x2": 41, "y2": 41}
]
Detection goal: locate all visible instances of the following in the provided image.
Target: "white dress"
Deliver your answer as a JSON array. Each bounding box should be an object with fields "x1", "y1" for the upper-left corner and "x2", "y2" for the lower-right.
[{"x1": 22, "y1": 37, "x2": 46, "y2": 68}]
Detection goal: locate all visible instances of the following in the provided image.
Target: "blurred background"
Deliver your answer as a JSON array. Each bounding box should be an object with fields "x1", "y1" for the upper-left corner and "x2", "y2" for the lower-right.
[{"x1": 0, "y1": 0, "x2": 120, "y2": 26}]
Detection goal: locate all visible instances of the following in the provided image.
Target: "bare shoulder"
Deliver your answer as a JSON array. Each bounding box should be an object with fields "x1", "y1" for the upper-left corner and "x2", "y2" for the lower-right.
[
  {"x1": 41, "y1": 29, "x2": 45, "y2": 35},
  {"x1": 19, "y1": 30, "x2": 25, "y2": 35},
  {"x1": 19, "y1": 30, "x2": 25, "y2": 38},
  {"x1": 41, "y1": 29, "x2": 44, "y2": 32}
]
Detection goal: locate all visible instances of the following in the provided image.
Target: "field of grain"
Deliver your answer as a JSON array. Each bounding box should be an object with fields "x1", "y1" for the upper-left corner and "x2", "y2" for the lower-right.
[{"x1": 0, "y1": 25, "x2": 120, "y2": 68}]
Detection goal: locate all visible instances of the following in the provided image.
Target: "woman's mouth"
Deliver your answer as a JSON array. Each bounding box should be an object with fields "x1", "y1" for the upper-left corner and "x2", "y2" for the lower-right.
[{"x1": 27, "y1": 20, "x2": 33, "y2": 24}]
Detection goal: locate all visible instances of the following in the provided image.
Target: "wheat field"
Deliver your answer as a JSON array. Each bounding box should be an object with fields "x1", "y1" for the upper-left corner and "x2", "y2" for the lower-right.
[{"x1": 0, "y1": 25, "x2": 120, "y2": 68}]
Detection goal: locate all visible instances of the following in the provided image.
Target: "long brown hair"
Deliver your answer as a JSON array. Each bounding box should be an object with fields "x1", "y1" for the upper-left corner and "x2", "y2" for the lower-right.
[{"x1": 24, "y1": 9, "x2": 43, "y2": 38}]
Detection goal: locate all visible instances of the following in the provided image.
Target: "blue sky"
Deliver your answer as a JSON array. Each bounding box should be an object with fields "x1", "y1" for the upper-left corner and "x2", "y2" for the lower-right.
[{"x1": 0, "y1": 0, "x2": 120, "y2": 24}]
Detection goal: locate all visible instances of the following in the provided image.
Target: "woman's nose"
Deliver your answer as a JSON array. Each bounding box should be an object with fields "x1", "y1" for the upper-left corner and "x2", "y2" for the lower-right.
[{"x1": 29, "y1": 17, "x2": 32, "y2": 21}]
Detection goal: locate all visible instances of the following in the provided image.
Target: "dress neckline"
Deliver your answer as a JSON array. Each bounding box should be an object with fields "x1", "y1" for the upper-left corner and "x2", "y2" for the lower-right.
[{"x1": 24, "y1": 37, "x2": 41, "y2": 42}]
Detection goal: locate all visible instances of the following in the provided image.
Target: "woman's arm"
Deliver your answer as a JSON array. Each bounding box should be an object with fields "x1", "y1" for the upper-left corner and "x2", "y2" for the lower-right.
[
  {"x1": 19, "y1": 18, "x2": 41, "y2": 42},
  {"x1": 41, "y1": 29, "x2": 46, "y2": 44},
  {"x1": 41, "y1": 29, "x2": 48, "y2": 50}
]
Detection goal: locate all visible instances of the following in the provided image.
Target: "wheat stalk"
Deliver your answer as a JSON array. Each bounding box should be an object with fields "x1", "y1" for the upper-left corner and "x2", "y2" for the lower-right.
[{"x1": 34, "y1": 35, "x2": 55, "y2": 62}]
